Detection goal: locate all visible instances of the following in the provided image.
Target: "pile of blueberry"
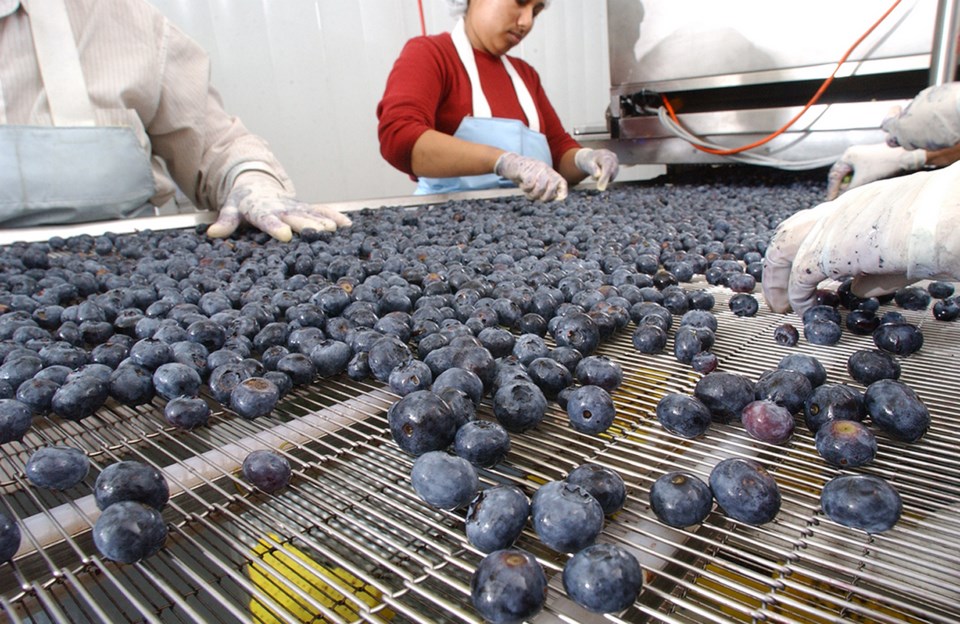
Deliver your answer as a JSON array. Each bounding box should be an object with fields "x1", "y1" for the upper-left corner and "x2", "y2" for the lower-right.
[{"x1": 0, "y1": 166, "x2": 949, "y2": 617}]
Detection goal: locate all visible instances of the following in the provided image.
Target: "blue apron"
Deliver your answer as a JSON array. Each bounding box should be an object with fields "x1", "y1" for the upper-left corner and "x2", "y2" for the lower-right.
[
  {"x1": 0, "y1": 0, "x2": 155, "y2": 227},
  {"x1": 415, "y1": 18, "x2": 553, "y2": 195}
]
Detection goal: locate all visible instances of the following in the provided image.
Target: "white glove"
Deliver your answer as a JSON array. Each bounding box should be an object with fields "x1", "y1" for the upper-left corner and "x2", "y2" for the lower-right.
[
  {"x1": 574, "y1": 148, "x2": 619, "y2": 191},
  {"x1": 207, "y1": 172, "x2": 352, "y2": 242},
  {"x1": 825, "y1": 144, "x2": 926, "y2": 200},
  {"x1": 494, "y1": 152, "x2": 567, "y2": 201},
  {"x1": 763, "y1": 162, "x2": 960, "y2": 314},
  {"x1": 882, "y1": 83, "x2": 960, "y2": 151}
]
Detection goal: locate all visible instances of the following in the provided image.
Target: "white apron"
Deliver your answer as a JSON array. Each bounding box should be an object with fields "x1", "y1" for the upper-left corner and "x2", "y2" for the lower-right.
[
  {"x1": 415, "y1": 18, "x2": 553, "y2": 195},
  {"x1": 0, "y1": 0, "x2": 155, "y2": 227}
]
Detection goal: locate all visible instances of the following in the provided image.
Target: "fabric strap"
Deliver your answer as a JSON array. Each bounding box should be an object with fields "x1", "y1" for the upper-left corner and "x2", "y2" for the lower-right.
[{"x1": 24, "y1": 0, "x2": 96, "y2": 126}]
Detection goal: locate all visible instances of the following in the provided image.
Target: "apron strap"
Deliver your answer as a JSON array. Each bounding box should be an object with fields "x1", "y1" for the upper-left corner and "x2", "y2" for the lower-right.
[
  {"x1": 24, "y1": 0, "x2": 96, "y2": 126},
  {"x1": 451, "y1": 17, "x2": 539, "y2": 132}
]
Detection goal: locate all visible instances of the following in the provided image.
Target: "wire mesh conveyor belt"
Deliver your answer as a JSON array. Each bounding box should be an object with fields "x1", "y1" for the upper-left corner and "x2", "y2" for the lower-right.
[{"x1": 2, "y1": 281, "x2": 960, "y2": 622}]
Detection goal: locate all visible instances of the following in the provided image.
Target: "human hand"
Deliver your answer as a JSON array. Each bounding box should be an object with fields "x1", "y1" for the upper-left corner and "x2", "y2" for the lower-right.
[
  {"x1": 574, "y1": 148, "x2": 619, "y2": 191},
  {"x1": 494, "y1": 152, "x2": 567, "y2": 201},
  {"x1": 881, "y1": 83, "x2": 960, "y2": 150},
  {"x1": 825, "y1": 144, "x2": 926, "y2": 200},
  {"x1": 206, "y1": 172, "x2": 352, "y2": 242},
  {"x1": 763, "y1": 162, "x2": 960, "y2": 314}
]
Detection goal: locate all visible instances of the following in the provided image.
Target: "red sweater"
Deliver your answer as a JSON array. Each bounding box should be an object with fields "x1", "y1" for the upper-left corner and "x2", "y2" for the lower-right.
[{"x1": 377, "y1": 32, "x2": 581, "y2": 178}]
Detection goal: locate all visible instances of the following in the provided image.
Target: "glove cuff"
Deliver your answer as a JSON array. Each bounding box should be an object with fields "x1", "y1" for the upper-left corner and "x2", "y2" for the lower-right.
[
  {"x1": 899, "y1": 148, "x2": 927, "y2": 172},
  {"x1": 573, "y1": 148, "x2": 594, "y2": 174},
  {"x1": 493, "y1": 152, "x2": 513, "y2": 176}
]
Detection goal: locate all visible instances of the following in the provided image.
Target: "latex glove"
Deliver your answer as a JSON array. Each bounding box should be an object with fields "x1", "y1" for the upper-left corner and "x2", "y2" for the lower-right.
[
  {"x1": 207, "y1": 172, "x2": 352, "y2": 242},
  {"x1": 882, "y1": 83, "x2": 960, "y2": 151},
  {"x1": 574, "y1": 148, "x2": 620, "y2": 191},
  {"x1": 763, "y1": 161, "x2": 960, "y2": 314},
  {"x1": 825, "y1": 144, "x2": 926, "y2": 200},
  {"x1": 494, "y1": 152, "x2": 567, "y2": 201}
]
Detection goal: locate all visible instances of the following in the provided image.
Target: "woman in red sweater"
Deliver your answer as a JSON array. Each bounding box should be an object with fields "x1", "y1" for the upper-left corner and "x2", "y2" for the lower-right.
[{"x1": 377, "y1": 0, "x2": 618, "y2": 201}]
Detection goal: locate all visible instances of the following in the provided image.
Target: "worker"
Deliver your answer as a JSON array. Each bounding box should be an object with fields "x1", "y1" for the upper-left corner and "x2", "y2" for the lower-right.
[
  {"x1": 376, "y1": 0, "x2": 619, "y2": 201},
  {"x1": 0, "y1": 0, "x2": 351, "y2": 242},
  {"x1": 764, "y1": 82, "x2": 960, "y2": 314}
]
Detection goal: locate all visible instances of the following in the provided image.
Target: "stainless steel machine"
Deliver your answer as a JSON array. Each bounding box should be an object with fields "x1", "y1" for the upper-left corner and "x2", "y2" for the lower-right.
[{"x1": 589, "y1": 0, "x2": 960, "y2": 169}]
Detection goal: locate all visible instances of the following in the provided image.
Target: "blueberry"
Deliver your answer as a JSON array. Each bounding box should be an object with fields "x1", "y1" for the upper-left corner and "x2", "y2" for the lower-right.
[
  {"x1": 650, "y1": 471, "x2": 713, "y2": 527},
  {"x1": 526, "y1": 357, "x2": 573, "y2": 400},
  {"x1": 845, "y1": 309, "x2": 880, "y2": 335},
  {"x1": 108, "y1": 363, "x2": 155, "y2": 406},
  {"x1": 275, "y1": 352, "x2": 316, "y2": 386},
  {"x1": 242, "y1": 449, "x2": 292, "y2": 493},
  {"x1": 928, "y1": 281, "x2": 955, "y2": 299},
  {"x1": 873, "y1": 322, "x2": 923, "y2": 356},
  {"x1": 477, "y1": 327, "x2": 515, "y2": 359},
  {"x1": 207, "y1": 348, "x2": 243, "y2": 371},
  {"x1": 802, "y1": 304, "x2": 842, "y2": 326},
  {"x1": 0, "y1": 353, "x2": 42, "y2": 391},
  {"x1": 656, "y1": 393, "x2": 711, "y2": 438},
  {"x1": 128, "y1": 338, "x2": 173, "y2": 370},
  {"x1": 815, "y1": 420, "x2": 877, "y2": 468},
  {"x1": 803, "y1": 383, "x2": 865, "y2": 433},
  {"x1": 454, "y1": 420, "x2": 510, "y2": 468},
  {"x1": 550, "y1": 312, "x2": 600, "y2": 355},
  {"x1": 690, "y1": 351, "x2": 719, "y2": 374},
  {"x1": 709, "y1": 458, "x2": 781, "y2": 525},
  {"x1": 152, "y1": 362, "x2": 202, "y2": 400},
  {"x1": 410, "y1": 451, "x2": 478, "y2": 510},
  {"x1": 51, "y1": 376, "x2": 109, "y2": 421},
  {"x1": 465, "y1": 485, "x2": 530, "y2": 553},
  {"x1": 893, "y1": 286, "x2": 931, "y2": 310},
  {"x1": 562, "y1": 543, "x2": 642, "y2": 614},
  {"x1": 804, "y1": 319, "x2": 842, "y2": 345},
  {"x1": 366, "y1": 335, "x2": 413, "y2": 382},
  {"x1": 95, "y1": 460, "x2": 169, "y2": 511},
  {"x1": 820, "y1": 474, "x2": 902, "y2": 533},
  {"x1": 346, "y1": 351, "x2": 370, "y2": 381},
  {"x1": 493, "y1": 381, "x2": 547, "y2": 433},
  {"x1": 432, "y1": 367, "x2": 483, "y2": 405},
  {"x1": 0, "y1": 511, "x2": 20, "y2": 562},
  {"x1": 186, "y1": 319, "x2": 226, "y2": 351},
  {"x1": 566, "y1": 384, "x2": 616, "y2": 434},
  {"x1": 933, "y1": 297, "x2": 960, "y2": 321},
  {"x1": 741, "y1": 400, "x2": 795, "y2": 444},
  {"x1": 387, "y1": 390, "x2": 458, "y2": 456},
  {"x1": 754, "y1": 369, "x2": 812, "y2": 414},
  {"x1": 207, "y1": 362, "x2": 250, "y2": 404},
  {"x1": 729, "y1": 293, "x2": 759, "y2": 316},
  {"x1": 93, "y1": 501, "x2": 167, "y2": 563},
  {"x1": 566, "y1": 463, "x2": 626, "y2": 515},
  {"x1": 388, "y1": 359, "x2": 433, "y2": 396},
  {"x1": 631, "y1": 324, "x2": 667, "y2": 354},
  {"x1": 471, "y1": 549, "x2": 547, "y2": 624},
  {"x1": 230, "y1": 377, "x2": 280, "y2": 420},
  {"x1": 778, "y1": 353, "x2": 827, "y2": 387},
  {"x1": 307, "y1": 339, "x2": 352, "y2": 377},
  {"x1": 16, "y1": 378, "x2": 59, "y2": 414},
  {"x1": 163, "y1": 396, "x2": 210, "y2": 429},
  {"x1": 90, "y1": 342, "x2": 129, "y2": 368},
  {"x1": 531, "y1": 480, "x2": 603, "y2": 553},
  {"x1": 864, "y1": 379, "x2": 930, "y2": 442},
  {"x1": 726, "y1": 273, "x2": 756, "y2": 293},
  {"x1": 511, "y1": 334, "x2": 549, "y2": 366},
  {"x1": 694, "y1": 372, "x2": 756, "y2": 423},
  {"x1": 25, "y1": 446, "x2": 89, "y2": 490}
]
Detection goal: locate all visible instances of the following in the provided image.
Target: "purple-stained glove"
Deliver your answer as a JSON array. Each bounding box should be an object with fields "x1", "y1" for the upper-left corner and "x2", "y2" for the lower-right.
[
  {"x1": 825, "y1": 144, "x2": 926, "y2": 200},
  {"x1": 763, "y1": 161, "x2": 960, "y2": 314},
  {"x1": 574, "y1": 148, "x2": 619, "y2": 191},
  {"x1": 882, "y1": 83, "x2": 960, "y2": 151},
  {"x1": 494, "y1": 152, "x2": 567, "y2": 201},
  {"x1": 206, "y1": 172, "x2": 352, "y2": 242}
]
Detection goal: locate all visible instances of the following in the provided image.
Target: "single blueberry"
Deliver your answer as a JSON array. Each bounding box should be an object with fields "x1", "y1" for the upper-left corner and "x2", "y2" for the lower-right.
[
  {"x1": 93, "y1": 501, "x2": 167, "y2": 563},
  {"x1": 709, "y1": 458, "x2": 781, "y2": 525},
  {"x1": 471, "y1": 549, "x2": 547, "y2": 624},
  {"x1": 820, "y1": 474, "x2": 902, "y2": 534},
  {"x1": 650, "y1": 471, "x2": 713, "y2": 527},
  {"x1": 656, "y1": 393, "x2": 711, "y2": 438},
  {"x1": 242, "y1": 449, "x2": 292, "y2": 493},
  {"x1": 95, "y1": 460, "x2": 169, "y2": 511},
  {"x1": 864, "y1": 379, "x2": 930, "y2": 442},
  {"x1": 454, "y1": 420, "x2": 509, "y2": 468},
  {"x1": 387, "y1": 390, "x2": 458, "y2": 456},
  {"x1": 566, "y1": 384, "x2": 616, "y2": 434},
  {"x1": 531, "y1": 480, "x2": 603, "y2": 553},
  {"x1": 741, "y1": 400, "x2": 795, "y2": 445},
  {"x1": 0, "y1": 510, "x2": 20, "y2": 562},
  {"x1": 25, "y1": 446, "x2": 90, "y2": 490},
  {"x1": 815, "y1": 420, "x2": 877, "y2": 468},
  {"x1": 493, "y1": 381, "x2": 547, "y2": 433},
  {"x1": 803, "y1": 383, "x2": 865, "y2": 433},
  {"x1": 562, "y1": 543, "x2": 642, "y2": 613},
  {"x1": 465, "y1": 485, "x2": 530, "y2": 553},
  {"x1": 163, "y1": 397, "x2": 210, "y2": 429},
  {"x1": 566, "y1": 463, "x2": 626, "y2": 515},
  {"x1": 694, "y1": 372, "x2": 756, "y2": 423},
  {"x1": 230, "y1": 377, "x2": 280, "y2": 420},
  {"x1": 410, "y1": 451, "x2": 478, "y2": 510}
]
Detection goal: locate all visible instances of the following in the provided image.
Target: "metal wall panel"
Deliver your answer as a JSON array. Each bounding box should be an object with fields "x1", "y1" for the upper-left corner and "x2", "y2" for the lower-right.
[{"x1": 147, "y1": 0, "x2": 611, "y2": 203}]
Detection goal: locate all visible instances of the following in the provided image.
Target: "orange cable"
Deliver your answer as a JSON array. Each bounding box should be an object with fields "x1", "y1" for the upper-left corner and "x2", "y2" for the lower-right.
[
  {"x1": 661, "y1": 0, "x2": 903, "y2": 156},
  {"x1": 417, "y1": 0, "x2": 427, "y2": 37}
]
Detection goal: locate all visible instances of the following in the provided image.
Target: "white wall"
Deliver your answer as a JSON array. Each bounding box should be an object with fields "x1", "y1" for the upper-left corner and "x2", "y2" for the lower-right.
[{"x1": 148, "y1": 0, "x2": 612, "y2": 203}]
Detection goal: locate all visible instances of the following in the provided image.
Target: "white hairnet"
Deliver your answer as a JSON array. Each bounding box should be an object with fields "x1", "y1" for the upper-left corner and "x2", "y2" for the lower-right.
[{"x1": 446, "y1": 0, "x2": 551, "y2": 17}]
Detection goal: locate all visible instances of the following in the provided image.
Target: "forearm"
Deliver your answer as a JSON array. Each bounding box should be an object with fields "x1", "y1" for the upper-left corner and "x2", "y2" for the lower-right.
[
  {"x1": 410, "y1": 130, "x2": 505, "y2": 178},
  {"x1": 559, "y1": 148, "x2": 588, "y2": 186},
  {"x1": 923, "y1": 143, "x2": 960, "y2": 168}
]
